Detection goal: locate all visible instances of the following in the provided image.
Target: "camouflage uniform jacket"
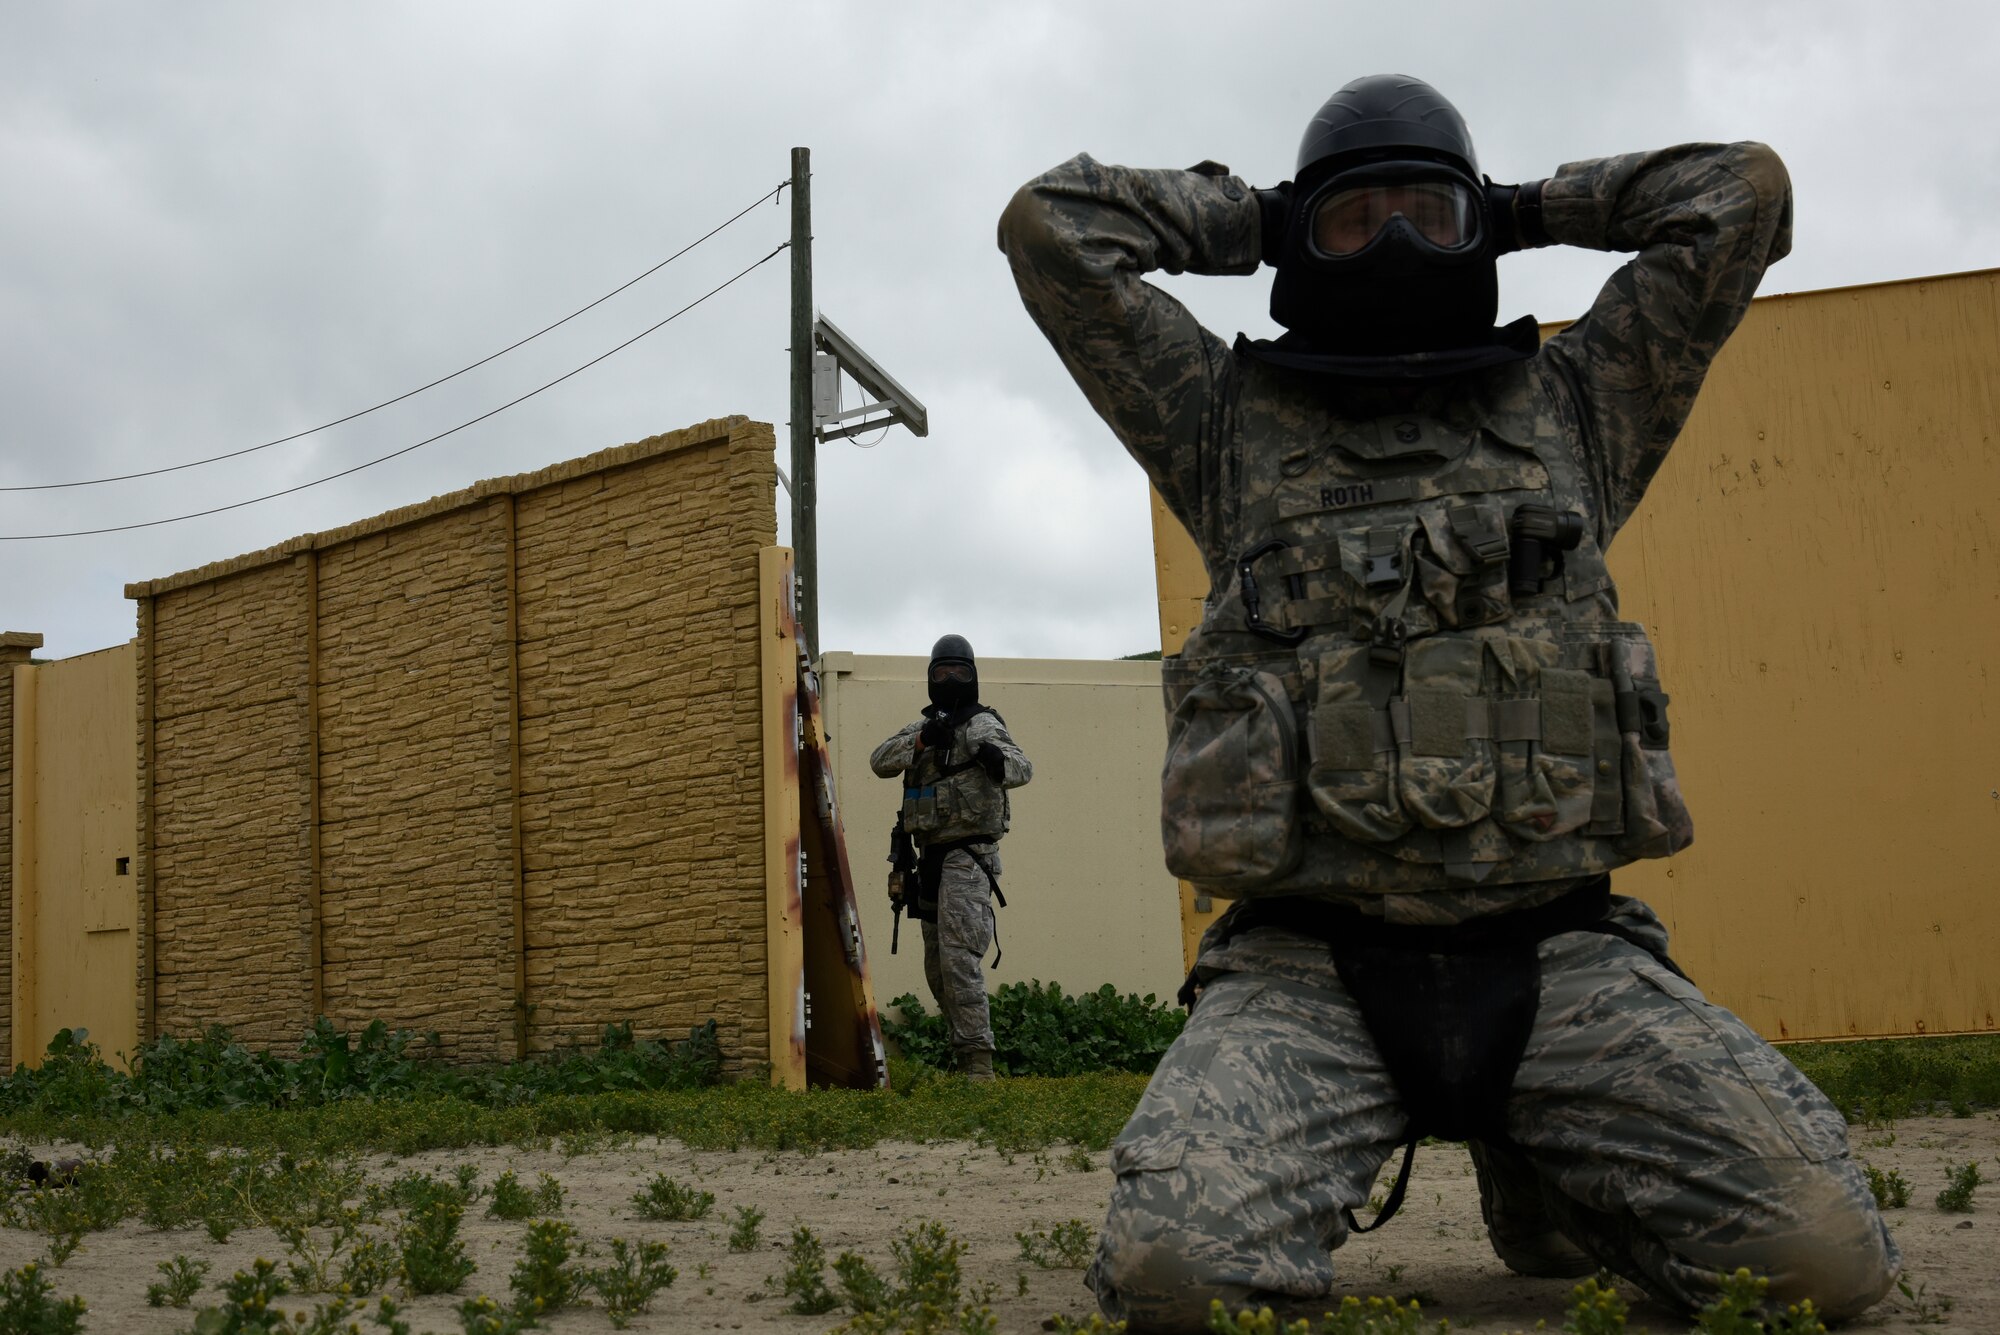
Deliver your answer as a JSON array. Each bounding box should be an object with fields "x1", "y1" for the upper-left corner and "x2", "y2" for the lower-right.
[
  {"x1": 999, "y1": 144, "x2": 1792, "y2": 923},
  {"x1": 871, "y1": 709, "x2": 1034, "y2": 848}
]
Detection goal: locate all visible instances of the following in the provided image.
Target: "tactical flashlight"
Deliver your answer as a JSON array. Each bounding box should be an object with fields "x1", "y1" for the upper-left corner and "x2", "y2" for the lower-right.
[{"x1": 1507, "y1": 504, "x2": 1587, "y2": 597}]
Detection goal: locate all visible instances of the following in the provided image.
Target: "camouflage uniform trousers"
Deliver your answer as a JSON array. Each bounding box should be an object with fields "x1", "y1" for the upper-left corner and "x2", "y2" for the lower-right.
[
  {"x1": 921, "y1": 847, "x2": 999, "y2": 1058},
  {"x1": 1087, "y1": 896, "x2": 1898, "y2": 1332}
]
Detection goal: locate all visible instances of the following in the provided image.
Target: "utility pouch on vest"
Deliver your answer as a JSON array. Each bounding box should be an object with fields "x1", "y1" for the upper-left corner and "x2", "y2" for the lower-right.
[
  {"x1": 1489, "y1": 636, "x2": 1599, "y2": 842},
  {"x1": 1393, "y1": 635, "x2": 1497, "y2": 829},
  {"x1": 1414, "y1": 500, "x2": 1514, "y2": 630},
  {"x1": 1305, "y1": 643, "x2": 1412, "y2": 843},
  {"x1": 1160, "y1": 657, "x2": 1303, "y2": 893},
  {"x1": 900, "y1": 780, "x2": 952, "y2": 837},
  {"x1": 1603, "y1": 631, "x2": 1691, "y2": 859}
]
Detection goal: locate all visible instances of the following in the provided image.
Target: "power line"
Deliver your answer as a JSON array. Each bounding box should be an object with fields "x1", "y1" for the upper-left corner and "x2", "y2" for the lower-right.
[
  {"x1": 3, "y1": 242, "x2": 789, "y2": 541},
  {"x1": 0, "y1": 181, "x2": 788, "y2": 493}
]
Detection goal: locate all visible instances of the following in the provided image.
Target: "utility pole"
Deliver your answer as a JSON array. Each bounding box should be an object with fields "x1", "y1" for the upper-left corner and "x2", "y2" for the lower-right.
[
  {"x1": 789, "y1": 147, "x2": 817, "y2": 658},
  {"x1": 786, "y1": 148, "x2": 927, "y2": 666}
]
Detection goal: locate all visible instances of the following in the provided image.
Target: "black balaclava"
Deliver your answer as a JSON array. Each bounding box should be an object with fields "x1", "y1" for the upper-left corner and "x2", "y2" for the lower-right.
[
  {"x1": 1254, "y1": 74, "x2": 1537, "y2": 380},
  {"x1": 926, "y1": 634, "x2": 979, "y2": 713}
]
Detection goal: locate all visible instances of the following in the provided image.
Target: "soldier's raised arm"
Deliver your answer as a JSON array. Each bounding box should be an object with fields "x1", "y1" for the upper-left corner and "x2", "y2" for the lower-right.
[
  {"x1": 1536, "y1": 142, "x2": 1794, "y2": 534},
  {"x1": 869, "y1": 721, "x2": 922, "y2": 778},
  {"x1": 997, "y1": 154, "x2": 1262, "y2": 547}
]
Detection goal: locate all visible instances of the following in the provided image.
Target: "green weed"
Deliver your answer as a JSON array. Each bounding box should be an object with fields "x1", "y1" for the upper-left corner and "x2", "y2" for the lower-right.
[
  {"x1": 1016, "y1": 1219, "x2": 1094, "y2": 1269},
  {"x1": 1692, "y1": 1268, "x2": 1825, "y2": 1334},
  {"x1": 1862, "y1": 1163, "x2": 1911, "y2": 1209},
  {"x1": 834, "y1": 1249, "x2": 893, "y2": 1315},
  {"x1": 831, "y1": 1220, "x2": 996, "y2": 1335},
  {"x1": 278, "y1": 1206, "x2": 371, "y2": 1293},
  {"x1": 588, "y1": 1237, "x2": 678, "y2": 1329},
  {"x1": 397, "y1": 1198, "x2": 476, "y2": 1295},
  {"x1": 453, "y1": 1294, "x2": 535, "y2": 1335},
  {"x1": 0, "y1": 1262, "x2": 86, "y2": 1335},
  {"x1": 1206, "y1": 1295, "x2": 1447, "y2": 1333},
  {"x1": 1936, "y1": 1159, "x2": 1981, "y2": 1211},
  {"x1": 780, "y1": 1225, "x2": 839, "y2": 1314},
  {"x1": 727, "y1": 1203, "x2": 766, "y2": 1252},
  {"x1": 145, "y1": 1254, "x2": 210, "y2": 1308},
  {"x1": 1897, "y1": 1277, "x2": 1954, "y2": 1325},
  {"x1": 485, "y1": 1170, "x2": 564, "y2": 1220},
  {"x1": 366, "y1": 1296, "x2": 412, "y2": 1335},
  {"x1": 191, "y1": 1258, "x2": 291, "y2": 1334},
  {"x1": 509, "y1": 1219, "x2": 587, "y2": 1315},
  {"x1": 339, "y1": 1235, "x2": 399, "y2": 1298},
  {"x1": 1563, "y1": 1275, "x2": 1627, "y2": 1334},
  {"x1": 631, "y1": 1172, "x2": 714, "y2": 1220}
]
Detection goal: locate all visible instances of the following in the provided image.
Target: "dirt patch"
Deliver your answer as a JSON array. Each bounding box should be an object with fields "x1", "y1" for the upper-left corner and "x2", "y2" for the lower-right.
[{"x1": 2, "y1": 1115, "x2": 1994, "y2": 1332}]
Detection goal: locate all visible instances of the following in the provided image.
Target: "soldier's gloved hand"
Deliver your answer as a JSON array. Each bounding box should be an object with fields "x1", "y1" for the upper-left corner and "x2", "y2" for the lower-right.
[
  {"x1": 1255, "y1": 182, "x2": 1293, "y2": 267},
  {"x1": 975, "y1": 741, "x2": 1006, "y2": 782},
  {"x1": 1485, "y1": 178, "x2": 1551, "y2": 255},
  {"x1": 919, "y1": 717, "x2": 954, "y2": 751}
]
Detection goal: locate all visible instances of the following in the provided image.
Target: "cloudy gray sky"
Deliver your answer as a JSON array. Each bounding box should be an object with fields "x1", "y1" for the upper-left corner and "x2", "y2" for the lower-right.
[{"x1": 5, "y1": 2, "x2": 1997, "y2": 662}]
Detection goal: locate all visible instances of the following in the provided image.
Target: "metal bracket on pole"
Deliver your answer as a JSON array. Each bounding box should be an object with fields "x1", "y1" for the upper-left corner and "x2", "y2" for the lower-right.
[{"x1": 810, "y1": 315, "x2": 929, "y2": 444}]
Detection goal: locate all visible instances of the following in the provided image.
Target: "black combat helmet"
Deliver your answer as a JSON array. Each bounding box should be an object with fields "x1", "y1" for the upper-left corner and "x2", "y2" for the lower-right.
[
  {"x1": 927, "y1": 634, "x2": 978, "y2": 711},
  {"x1": 1261, "y1": 74, "x2": 1535, "y2": 373}
]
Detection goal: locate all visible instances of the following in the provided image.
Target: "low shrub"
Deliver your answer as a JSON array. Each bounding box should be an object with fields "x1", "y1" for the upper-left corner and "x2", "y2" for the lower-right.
[
  {"x1": 589, "y1": 1238, "x2": 677, "y2": 1328},
  {"x1": 485, "y1": 1170, "x2": 563, "y2": 1221},
  {"x1": 779, "y1": 1226, "x2": 838, "y2": 1315},
  {"x1": 882, "y1": 981, "x2": 1184, "y2": 1077},
  {"x1": 0, "y1": 1262, "x2": 85, "y2": 1335},
  {"x1": 144, "y1": 1255, "x2": 209, "y2": 1309},
  {"x1": 509, "y1": 1219, "x2": 586, "y2": 1315},
  {"x1": 398, "y1": 1198, "x2": 476, "y2": 1295},
  {"x1": 631, "y1": 1173, "x2": 714, "y2": 1220},
  {"x1": 1781, "y1": 1032, "x2": 2000, "y2": 1120},
  {"x1": 1937, "y1": 1159, "x2": 1982, "y2": 1212},
  {"x1": 0, "y1": 1018, "x2": 722, "y2": 1120}
]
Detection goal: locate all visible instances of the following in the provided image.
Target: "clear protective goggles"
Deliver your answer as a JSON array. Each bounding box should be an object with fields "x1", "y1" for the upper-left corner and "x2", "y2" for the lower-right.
[
  {"x1": 1306, "y1": 171, "x2": 1481, "y2": 259},
  {"x1": 929, "y1": 661, "x2": 974, "y2": 684}
]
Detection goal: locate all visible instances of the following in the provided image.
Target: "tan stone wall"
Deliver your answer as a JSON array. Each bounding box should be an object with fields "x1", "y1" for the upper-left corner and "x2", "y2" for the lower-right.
[
  {"x1": 148, "y1": 563, "x2": 316, "y2": 1053},
  {"x1": 0, "y1": 631, "x2": 46, "y2": 1069},
  {"x1": 126, "y1": 417, "x2": 777, "y2": 1069}
]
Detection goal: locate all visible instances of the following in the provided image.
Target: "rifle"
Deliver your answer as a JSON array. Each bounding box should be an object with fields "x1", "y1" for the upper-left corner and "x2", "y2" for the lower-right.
[{"x1": 886, "y1": 813, "x2": 919, "y2": 954}]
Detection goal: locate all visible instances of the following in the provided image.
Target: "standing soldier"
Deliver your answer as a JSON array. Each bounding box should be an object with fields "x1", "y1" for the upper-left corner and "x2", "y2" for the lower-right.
[
  {"x1": 871, "y1": 635, "x2": 1033, "y2": 1081},
  {"x1": 999, "y1": 75, "x2": 1896, "y2": 1329}
]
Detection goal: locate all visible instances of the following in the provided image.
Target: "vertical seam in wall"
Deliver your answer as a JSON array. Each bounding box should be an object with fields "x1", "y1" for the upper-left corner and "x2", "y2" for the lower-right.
[
  {"x1": 501, "y1": 495, "x2": 527, "y2": 1062},
  {"x1": 138, "y1": 598, "x2": 156, "y2": 1044},
  {"x1": 302, "y1": 551, "x2": 322, "y2": 1024},
  {"x1": 0, "y1": 654, "x2": 12, "y2": 1071},
  {"x1": 10, "y1": 665, "x2": 35, "y2": 1063}
]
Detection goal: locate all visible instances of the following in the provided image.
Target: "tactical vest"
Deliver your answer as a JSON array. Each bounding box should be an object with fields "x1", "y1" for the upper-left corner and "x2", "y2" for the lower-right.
[
  {"x1": 1161, "y1": 357, "x2": 1692, "y2": 900},
  {"x1": 901, "y1": 711, "x2": 1011, "y2": 845}
]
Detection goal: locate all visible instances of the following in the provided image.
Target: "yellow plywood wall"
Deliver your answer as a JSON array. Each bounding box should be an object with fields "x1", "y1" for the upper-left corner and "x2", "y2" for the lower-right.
[
  {"x1": 1153, "y1": 269, "x2": 2000, "y2": 1042},
  {"x1": 9, "y1": 643, "x2": 140, "y2": 1067}
]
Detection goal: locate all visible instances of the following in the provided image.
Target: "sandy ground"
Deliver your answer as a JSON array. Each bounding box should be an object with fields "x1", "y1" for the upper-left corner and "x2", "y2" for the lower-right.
[{"x1": 0, "y1": 1113, "x2": 1994, "y2": 1334}]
